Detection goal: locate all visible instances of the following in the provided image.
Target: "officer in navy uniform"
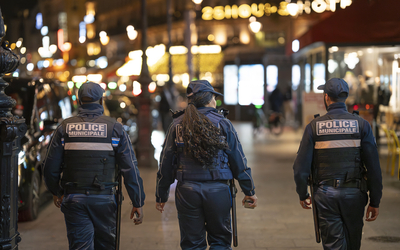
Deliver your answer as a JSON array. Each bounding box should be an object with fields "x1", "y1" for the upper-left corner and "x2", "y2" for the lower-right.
[
  {"x1": 43, "y1": 82, "x2": 145, "y2": 250},
  {"x1": 155, "y1": 80, "x2": 257, "y2": 249},
  {"x1": 293, "y1": 78, "x2": 383, "y2": 250}
]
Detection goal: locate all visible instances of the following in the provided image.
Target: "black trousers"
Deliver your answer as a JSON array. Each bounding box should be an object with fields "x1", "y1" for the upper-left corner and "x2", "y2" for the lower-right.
[
  {"x1": 61, "y1": 194, "x2": 117, "y2": 250},
  {"x1": 314, "y1": 186, "x2": 368, "y2": 250},
  {"x1": 175, "y1": 181, "x2": 232, "y2": 250}
]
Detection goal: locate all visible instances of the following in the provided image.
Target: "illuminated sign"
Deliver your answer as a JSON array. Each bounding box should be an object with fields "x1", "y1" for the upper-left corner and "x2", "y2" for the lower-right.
[{"x1": 202, "y1": 0, "x2": 352, "y2": 20}]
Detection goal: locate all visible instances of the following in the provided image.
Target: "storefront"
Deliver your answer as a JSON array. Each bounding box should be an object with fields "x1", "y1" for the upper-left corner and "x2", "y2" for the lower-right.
[{"x1": 291, "y1": 0, "x2": 400, "y2": 129}]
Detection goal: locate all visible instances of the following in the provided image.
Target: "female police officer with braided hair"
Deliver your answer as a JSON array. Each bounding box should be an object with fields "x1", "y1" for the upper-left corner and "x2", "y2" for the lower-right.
[{"x1": 156, "y1": 80, "x2": 257, "y2": 249}]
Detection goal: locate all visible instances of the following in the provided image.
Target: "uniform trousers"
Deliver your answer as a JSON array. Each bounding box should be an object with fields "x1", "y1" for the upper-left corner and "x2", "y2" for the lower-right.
[
  {"x1": 61, "y1": 194, "x2": 117, "y2": 250},
  {"x1": 314, "y1": 185, "x2": 368, "y2": 250},
  {"x1": 175, "y1": 181, "x2": 232, "y2": 250}
]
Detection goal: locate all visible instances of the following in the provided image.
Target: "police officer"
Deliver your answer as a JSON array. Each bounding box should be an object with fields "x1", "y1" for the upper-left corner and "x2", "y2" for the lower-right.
[
  {"x1": 155, "y1": 80, "x2": 257, "y2": 249},
  {"x1": 293, "y1": 78, "x2": 383, "y2": 250},
  {"x1": 43, "y1": 82, "x2": 145, "y2": 250}
]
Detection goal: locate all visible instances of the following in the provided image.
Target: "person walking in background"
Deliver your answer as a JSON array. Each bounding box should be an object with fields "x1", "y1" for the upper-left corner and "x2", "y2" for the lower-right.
[
  {"x1": 293, "y1": 78, "x2": 382, "y2": 250},
  {"x1": 43, "y1": 82, "x2": 145, "y2": 250},
  {"x1": 155, "y1": 80, "x2": 257, "y2": 249}
]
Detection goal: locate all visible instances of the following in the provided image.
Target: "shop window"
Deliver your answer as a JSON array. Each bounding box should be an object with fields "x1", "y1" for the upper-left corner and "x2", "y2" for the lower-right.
[
  {"x1": 266, "y1": 65, "x2": 278, "y2": 93},
  {"x1": 223, "y1": 65, "x2": 238, "y2": 105},
  {"x1": 313, "y1": 63, "x2": 325, "y2": 93},
  {"x1": 292, "y1": 65, "x2": 300, "y2": 90},
  {"x1": 305, "y1": 64, "x2": 311, "y2": 93},
  {"x1": 238, "y1": 64, "x2": 264, "y2": 106}
]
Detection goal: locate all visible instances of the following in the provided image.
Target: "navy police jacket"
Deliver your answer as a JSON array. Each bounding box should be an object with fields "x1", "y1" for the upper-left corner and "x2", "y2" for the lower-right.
[
  {"x1": 43, "y1": 103, "x2": 145, "y2": 208},
  {"x1": 293, "y1": 102, "x2": 383, "y2": 208},
  {"x1": 156, "y1": 107, "x2": 256, "y2": 203}
]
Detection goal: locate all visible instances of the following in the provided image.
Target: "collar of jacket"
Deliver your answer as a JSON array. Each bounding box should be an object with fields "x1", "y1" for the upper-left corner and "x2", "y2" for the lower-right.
[
  {"x1": 78, "y1": 103, "x2": 104, "y2": 116},
  {"x1": 197, "y1": 106, "x2": 218, "y2": 115},
  {"x1": 327, "y1": 102, "x2": 347, "y2": 113}
]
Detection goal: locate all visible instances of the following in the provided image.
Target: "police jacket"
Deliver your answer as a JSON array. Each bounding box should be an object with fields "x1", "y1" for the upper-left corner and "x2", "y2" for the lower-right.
[
  {"x1": 43, "y1": 103, "x2": 145, "y2": 208},
  {"x1": 293, "y1": 102, "x2": 382, "y2": 208},
  {"x1": 156, "y1": 107, "x2": 255, "y2": 203}
]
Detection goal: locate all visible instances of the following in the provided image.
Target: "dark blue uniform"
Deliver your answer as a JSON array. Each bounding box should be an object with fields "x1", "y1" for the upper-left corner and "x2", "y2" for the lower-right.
[
  {"x1": 43, "y1": 103, "x2": 145, "y2": 250},
  {"x1": 293, "y1": 102, "x2": 382, "y2": 250},
  {"x1": 156, "y1": 107, "x2": 255, "y2": 250}
]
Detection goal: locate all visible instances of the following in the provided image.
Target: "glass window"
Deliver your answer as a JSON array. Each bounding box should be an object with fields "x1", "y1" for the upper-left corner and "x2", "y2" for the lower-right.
[
  {"x1": 266, "y1": 65, "x2": 278, "y2": 93},
  {"x1": 223, "y1": 65, "x2": 238, "y2": 105},
  {"x1": 313, "y1": 63, "x2": 325, "y2": 93},
  {"x1": 292, "y1": 65, "x2": 301, "y2": 90},
  {"x1": 238, "y1": 64, "x2": 264, "y2": 106}
]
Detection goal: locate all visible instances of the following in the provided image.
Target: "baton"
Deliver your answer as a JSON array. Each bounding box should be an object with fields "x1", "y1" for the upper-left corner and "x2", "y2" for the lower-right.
[{"x1": 230, "y1": 179, "x2": 238, "y2": 247}]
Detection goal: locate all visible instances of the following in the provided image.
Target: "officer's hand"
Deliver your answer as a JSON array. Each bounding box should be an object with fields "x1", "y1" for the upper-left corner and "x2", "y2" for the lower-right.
[
  {"x1": 130, "y1": 207, "x2": 143, "y2": 225},
  {"x1": 53, "y1": 195, "x2": 63, "y2": 208},
  {"x1": 300, "y1": 195, "x2": 312, "y2": 209},
  {"x1": 156, "y1": 202, "x2": 166, "y2": 213},
  {"x1": 366, "y1": 205, "x2": 379, "y2": 222},
  {"x1": 242, "y1": 195, "x2": 258, "y2": 208}
]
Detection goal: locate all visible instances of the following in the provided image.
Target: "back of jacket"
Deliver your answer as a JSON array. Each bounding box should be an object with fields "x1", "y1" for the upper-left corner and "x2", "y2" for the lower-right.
[
  {"x1": 173, "y1": 110, "x2": 233, "y2": 181},
  {"x1": 61, "y1": 115, "x2": 117, "y2": 191},
  {"x1": 310, "y1": 112, "x2": 365, "y2": 183}
]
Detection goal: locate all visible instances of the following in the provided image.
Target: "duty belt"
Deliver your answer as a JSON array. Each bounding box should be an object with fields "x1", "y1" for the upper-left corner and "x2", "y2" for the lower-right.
[
  {"x1": 64, "y1": 187, "x2": 116, "y2": 195},
  {"x1": 318, "y1": 179, "x2": 364, "y2": 189}
]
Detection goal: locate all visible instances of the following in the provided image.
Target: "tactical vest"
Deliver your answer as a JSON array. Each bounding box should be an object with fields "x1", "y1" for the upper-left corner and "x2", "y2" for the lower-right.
[
  {"x1": 61, "y1": 115, "x2": 119, "y2": 193},
  {"x1": 174, "y1": 110, "x2": 233, "y2": 181},
  {"x1": 310, "y1": 112, "x2": 366, "y2": 186}
]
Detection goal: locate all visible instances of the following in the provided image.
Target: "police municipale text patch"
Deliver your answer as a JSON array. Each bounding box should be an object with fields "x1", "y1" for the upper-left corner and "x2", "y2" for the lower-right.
[
  {"x1": 66, "y1": 123, "x2": 107, "y2": 137},
  {"x1": 316, "y1": 119, "x2": 359, "y2": 136}
]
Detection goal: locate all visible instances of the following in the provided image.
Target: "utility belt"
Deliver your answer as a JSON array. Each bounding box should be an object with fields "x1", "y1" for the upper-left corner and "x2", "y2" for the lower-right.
[
  {"x1": 64, "y1": 187, "x2": 116, "y2": 195},
  {"x1": 318, "y1": 178, "x2": 367, "y2": 192}
]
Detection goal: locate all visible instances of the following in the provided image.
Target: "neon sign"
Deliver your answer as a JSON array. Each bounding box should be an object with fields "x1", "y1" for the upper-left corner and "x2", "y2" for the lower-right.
[{"x1": 202, "y1": 0, "x2": 352, "y2": 20}]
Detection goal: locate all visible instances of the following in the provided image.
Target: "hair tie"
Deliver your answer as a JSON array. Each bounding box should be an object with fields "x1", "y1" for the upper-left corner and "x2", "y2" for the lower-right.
[{"x1": 188, "y1": 103, "x2": 196, "y2": 107}]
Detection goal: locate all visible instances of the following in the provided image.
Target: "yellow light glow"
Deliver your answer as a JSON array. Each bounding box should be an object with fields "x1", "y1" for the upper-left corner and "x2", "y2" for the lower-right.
[
  {"x1": 49, "y1": 44, "x2": 58, "y2": 54},
  {"x1": 170, "y1": 46, "x2": 188, "y2": 55},
  {"x1": 87, "y1": 43, "x2": 101, "y2": 56},
  {"x1": 87, "y1": 24, "x2": 95, "y2": 39},
  {"x1": 240, "y1": 30, "x2": 250, "y2": 44},
  {"x1": 182, "y1": 74, "x2": 190, "y2": 88},
  {"x1": 129, "y1": 50, "x2": 144, "y2": 60},
  {"x1": 100, "y1": 35, "x2": 110, "y2": 46},
  {"x1": 72, "y1": 75, "x2": 87, "y2": 82},
  {"x1": 63, "y1": 42, "x2": 72, "y2": 52},
  {"x1": 87, "y1": 74, "x2": 103, "y2": 83},
  {"x1": 249, "y1": 21, "x2": 262, "y2": 33},
  {"x1": 208, "y1": 34, "x2": 215, "y2": 41},
  {"x1": 132, "y1": 81, "x2": 142, "y2": 96},
  {"x1": 117, "y1": 60, "x2": 142, "y2": 77},
  {"x1": 312, "y1": 0, "x2": 327, "y2": 13},
  {"x1": 86, "y1": 2, "x2": 96, "y2": 15}
]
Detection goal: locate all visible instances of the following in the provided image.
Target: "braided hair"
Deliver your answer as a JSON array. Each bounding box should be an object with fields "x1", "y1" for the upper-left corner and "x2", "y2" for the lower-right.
[{"x1": 181, "y1": 91, "x2": 228, "y2": 167}]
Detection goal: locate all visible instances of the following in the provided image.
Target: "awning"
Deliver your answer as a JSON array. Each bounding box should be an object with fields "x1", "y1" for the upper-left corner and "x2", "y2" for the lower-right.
[{"x1": 293, "y1": 0, "x2": 400, "y2": 53}]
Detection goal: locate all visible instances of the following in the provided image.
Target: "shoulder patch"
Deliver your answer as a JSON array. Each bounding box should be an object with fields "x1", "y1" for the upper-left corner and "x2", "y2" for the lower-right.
[{"x1": 316, "y1": 119, "x2": 359, "y2": 136}]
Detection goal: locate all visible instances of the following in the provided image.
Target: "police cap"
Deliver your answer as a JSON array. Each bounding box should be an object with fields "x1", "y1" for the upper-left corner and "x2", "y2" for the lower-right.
[
  {"x1": 317, "y1": 78, "x2": 349, "y2": 99},
  {"x1": 78, "y1": 82, "x2": 105, "y2": 102},
  {"x1": 187, "y1": 80, "x2": 223, "y2": 97}
]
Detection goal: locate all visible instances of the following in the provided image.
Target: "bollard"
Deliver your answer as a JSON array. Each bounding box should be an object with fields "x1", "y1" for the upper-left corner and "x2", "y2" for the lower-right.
[{"x1": 0, "y1": 7, "x2": 28, "y2": 250}]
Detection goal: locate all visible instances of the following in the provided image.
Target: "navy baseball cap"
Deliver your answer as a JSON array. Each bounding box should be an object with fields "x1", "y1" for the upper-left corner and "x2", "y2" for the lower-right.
[
  {"x1": 317, "y1": 78, "x2": 349, "y2": 99},
  {"x1": 78, "y1": 82, "x2": 105, "y2": 102},
  {"x1": 187, "y1": 80, "x2": 223, "y2": 97}
]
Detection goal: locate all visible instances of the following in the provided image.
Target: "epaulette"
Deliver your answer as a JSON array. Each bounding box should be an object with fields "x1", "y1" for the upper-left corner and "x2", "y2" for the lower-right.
[
  {"x1": 170, "y1": 109, "x2": 185, "y2": 118},
  {"x1": 314, "y1": 114, "x2": 320, "y2": 118}
]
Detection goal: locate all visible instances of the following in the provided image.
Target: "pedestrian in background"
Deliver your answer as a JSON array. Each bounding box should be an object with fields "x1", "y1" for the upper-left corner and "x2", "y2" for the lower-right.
[
  {"x1": 43, "y1": 82, "x2": 145, "y2": 250},
  {"x1": 155, "y1": 80, "x2": 257, "y2": 249},
  {"x1": 293, "y1": 78, "x2": 382, "y2": 250}
]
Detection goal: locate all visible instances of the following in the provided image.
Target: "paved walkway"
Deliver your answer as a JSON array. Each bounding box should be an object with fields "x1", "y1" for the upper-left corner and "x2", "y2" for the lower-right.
[{"x1": 18, "y1": 123, "x2": 400, "y2": 249}]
